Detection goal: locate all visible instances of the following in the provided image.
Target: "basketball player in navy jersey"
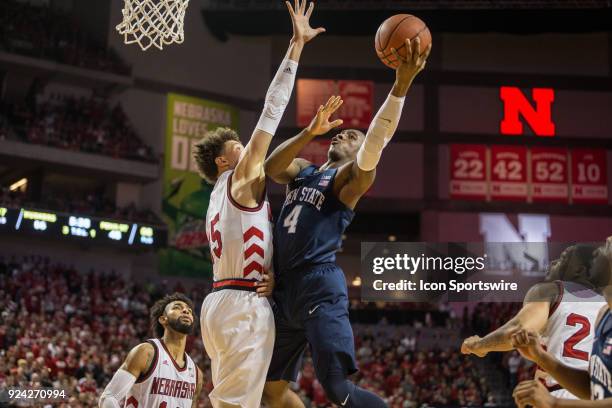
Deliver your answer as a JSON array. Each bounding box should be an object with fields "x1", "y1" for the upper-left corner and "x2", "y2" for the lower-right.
[
  {"x1": 510, "y1": 237, "x2": 612, "y2": 407},
  {"x1": 261, "y1": 39, "x2": 431, "y2": 408}
]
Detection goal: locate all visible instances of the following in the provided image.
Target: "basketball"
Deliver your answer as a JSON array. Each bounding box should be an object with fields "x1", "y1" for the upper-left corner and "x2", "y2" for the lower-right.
[{"x1": 375, "y1": 14, "x2": 432, "y2": 69}]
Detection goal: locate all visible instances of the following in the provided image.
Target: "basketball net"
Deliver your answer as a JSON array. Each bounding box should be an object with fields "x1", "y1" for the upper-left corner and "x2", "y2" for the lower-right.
[{"x1": 116, "y1": 0, "x2": 189, "y2": 51}]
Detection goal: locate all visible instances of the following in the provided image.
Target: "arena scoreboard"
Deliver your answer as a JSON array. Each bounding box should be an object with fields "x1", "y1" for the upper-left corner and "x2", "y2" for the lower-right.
[{"x1": 0, "y1": 207, "x2": 165, "y2": 248}]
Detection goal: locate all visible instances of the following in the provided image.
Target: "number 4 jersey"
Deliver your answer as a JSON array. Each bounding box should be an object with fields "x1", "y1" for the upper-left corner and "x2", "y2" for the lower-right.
[
  {"x1": 274, "y1": 165, "x2": 354, "y2": 274},
  {"x1": 540, "y1": 281, "x2": 606, "y2": 397},
  {"x1": 205, "y1": 170, "x2": 273, "y2": 281}
]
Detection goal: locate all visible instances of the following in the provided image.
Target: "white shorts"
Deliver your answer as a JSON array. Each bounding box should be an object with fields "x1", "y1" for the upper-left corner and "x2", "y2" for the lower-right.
[{"x1": 200, "y1": 289, "x2": 275, "y2": 408}]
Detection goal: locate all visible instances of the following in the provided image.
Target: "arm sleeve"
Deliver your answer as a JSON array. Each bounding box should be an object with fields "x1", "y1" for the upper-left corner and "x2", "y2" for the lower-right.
[
  {"x1": 356, "y1": 93, "x2": 405, "y2": 171},
  {"x1": 99, "y1": 369, "x2": 137, "y2": 408},
  {"x1": 255, "y1": 58, "x2": 299, "y2": 136}
]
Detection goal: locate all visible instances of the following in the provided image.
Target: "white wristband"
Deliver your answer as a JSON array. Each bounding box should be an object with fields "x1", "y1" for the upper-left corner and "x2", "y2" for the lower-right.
[
  {"x1": 256, "y1": 58, "x2": 298, "y2": 136},
  {"x1": 356, "y1": 93, "x2": 405, "y2": 171}
]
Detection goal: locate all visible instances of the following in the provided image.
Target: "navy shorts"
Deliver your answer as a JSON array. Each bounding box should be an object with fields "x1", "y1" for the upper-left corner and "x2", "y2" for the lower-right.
[{"x1": 267, "y1": 263, "x2": 358, "y2": 383}]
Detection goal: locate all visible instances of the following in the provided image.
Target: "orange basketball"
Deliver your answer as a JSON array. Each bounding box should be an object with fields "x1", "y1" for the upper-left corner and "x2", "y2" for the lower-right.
[{"x1": 375, "y1": 14, "x2": 432, "y2": 69}]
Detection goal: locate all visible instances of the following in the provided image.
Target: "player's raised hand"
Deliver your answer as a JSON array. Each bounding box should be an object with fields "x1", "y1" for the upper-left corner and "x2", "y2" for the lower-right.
[
  {"x1": 511, "y1": 329, "x2": 545, "y2": 364},
  {"x1": 256, "y1": 268, "x2": 275, "y2": 298},
  {"x1": 391, "y1": 37, "x2": 431, "y2": 85},
  {"x1": 460, "y1": 335, "x2": 487, "y2": 357},
  {"x1": 513, "y1": 380, "x2": 556, "y2": 408},
  {"x1": 306, "y1": 95, "x2": 344, "y2": 136},
  {"x1": 286, "y1": 0, "x2": 325, "y2": 44}
]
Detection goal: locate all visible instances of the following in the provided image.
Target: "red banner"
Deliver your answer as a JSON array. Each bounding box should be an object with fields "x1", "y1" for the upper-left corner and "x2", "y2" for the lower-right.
[
  {"x1": 297, "y1": 79, "x2": 373, "y2": 129},
  {"x1": 530, "y1": 147, "x2": 569, "y2": 202},
  {"x1": 449, "y1": 144, "x2": 488, "y2": 200},
  {"x1": 490, "y1": 145, "x2": 528, "y2": 201},
  {"x1": 570, "y1": 149, "x2": 608, "y2": 204}
]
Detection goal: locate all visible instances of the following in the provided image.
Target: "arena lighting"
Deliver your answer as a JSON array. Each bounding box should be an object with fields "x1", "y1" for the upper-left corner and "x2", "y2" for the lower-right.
[
  {"x1": 352, "y1": 276, "x2": 362, "y2": 287},
  {"x1": 388, "y1": 235, "x2": 397, "y2": 242},
  {"x1": 500, "y1": 87, "x2": 555, "y2": 137},
  {"x1": 9, "y1": 178, "x2": 27, "y2": 191}
]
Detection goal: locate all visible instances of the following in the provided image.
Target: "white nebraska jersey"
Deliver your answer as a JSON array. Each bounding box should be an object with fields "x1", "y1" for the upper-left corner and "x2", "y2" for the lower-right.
[
  {"x1": 540, "y1": 281, "x2": 606, "y2": 395},
  {"x1": 206, "y1": 170, "x2": 273, "y2": 281},
  {"x1": 125, "y1": 338, "x2": 198, "y2": 408}
]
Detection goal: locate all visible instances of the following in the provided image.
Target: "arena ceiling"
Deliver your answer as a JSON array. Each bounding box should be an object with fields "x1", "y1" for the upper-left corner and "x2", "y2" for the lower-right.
[{"x1": 201, "y1": 0, "x2": 612, "y2": 40}]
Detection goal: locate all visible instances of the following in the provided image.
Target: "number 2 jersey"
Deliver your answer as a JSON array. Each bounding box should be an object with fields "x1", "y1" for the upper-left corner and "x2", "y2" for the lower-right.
[
  {"x1": 274, "y1": 164, "x2": 354, "y2": 274},
  {"x1": 540, "y1": 281, "x2": 606, "y2": 396},
  {"x1": 125, "y1": 338, "x2": 198, "y2": 408},
  {"x1": 205, "y1": 170, "x2": 273, "y2": 281}
]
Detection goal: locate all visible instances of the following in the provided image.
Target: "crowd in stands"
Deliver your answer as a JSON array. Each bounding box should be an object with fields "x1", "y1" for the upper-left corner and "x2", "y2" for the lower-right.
[
  {"x1": 0, "y1": 188, "x2": 162, "y2": 225},
  {"x1": 0, "y1": 0, "x2": 130, "y2": 75},
  {"x1": 0, "y1": 256, "x2": 525, "y2": 407},
  {"x1": 0, "y1": 94, "x2": 157, "y2": 163}
]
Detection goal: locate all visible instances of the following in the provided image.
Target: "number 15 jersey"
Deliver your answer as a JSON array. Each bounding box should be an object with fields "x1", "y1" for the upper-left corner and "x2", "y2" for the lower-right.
[
  {"x1": 274, "y1": 165, "x2": 354, "y2": 274},
  {"x1": 205, "y1": 170, "x2": 273, "y2": 281}
]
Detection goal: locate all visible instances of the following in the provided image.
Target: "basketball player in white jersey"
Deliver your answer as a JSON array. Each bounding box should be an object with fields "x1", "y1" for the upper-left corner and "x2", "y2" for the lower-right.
[
  {"x1": 510, "y1": 237, "x2": 612, "y2": 407},
  {"x1": 461, "y1": 244, "x2": 606, "y2": 399},
  {"x1": 99, "y1": 293, "x2": 203, "y2": 408},
  {"x1": 192, "y1": 2, "x2": 325, "y2": 407}
]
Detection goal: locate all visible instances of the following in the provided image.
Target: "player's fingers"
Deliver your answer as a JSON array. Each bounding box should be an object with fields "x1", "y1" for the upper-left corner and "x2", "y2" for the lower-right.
[
  {"x1": 390, "y1": 47, "x2": 401, "y2": 62},
  {"x1": 405, "y1": 38, "x2": 413, "y2": 61},
  {"x1": 422, "y1": 43, "x2": 432, "y2": 61},
  {"x1": 306, "y1": 1, "x2": 314, "y2": 18},
  {"x1": 332, "y1": 98, "x2": 343, "y2": 112},
  {"x1": 315, "y1": 27, "x2": 326, "y2": 34},
  {"x1": 294, "y1": 0, "x2": 299, "y2": 15},
  {"x1": 412, "y1": 37, "x2": 421, "y2": 64},
  {"x1": 329, "y1": 119, "x2": 343, "y2": 129},
  {"x1": 285, "y1": 1, "x2": 295, "y2": 17},
  {"x1": 300, "y1": 0, "x2": 307, "y2": 14}
]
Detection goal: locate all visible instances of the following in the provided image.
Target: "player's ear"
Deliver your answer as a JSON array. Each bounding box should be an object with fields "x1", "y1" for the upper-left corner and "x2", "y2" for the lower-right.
[
  {"x1": 158, "y1": 314, "x2": 168, "y2": 326},
  {"x1": 215, "y1": 156, "x2": 228, "y2": 167}
]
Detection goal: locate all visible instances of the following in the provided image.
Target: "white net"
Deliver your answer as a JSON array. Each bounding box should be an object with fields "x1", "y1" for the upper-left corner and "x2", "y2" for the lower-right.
[{"x1": 116, "y1": 0, "x2": 190, "y2": 51}]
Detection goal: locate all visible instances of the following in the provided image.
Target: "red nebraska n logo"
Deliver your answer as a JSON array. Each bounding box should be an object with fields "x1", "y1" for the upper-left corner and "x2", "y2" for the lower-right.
[{"x1": 500, "y1": 87, "x2": 555, "y2": 137}]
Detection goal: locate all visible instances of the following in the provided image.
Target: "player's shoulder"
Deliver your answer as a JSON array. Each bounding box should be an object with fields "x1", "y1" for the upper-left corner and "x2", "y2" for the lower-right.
[
  {"x1": 595, "y1": 305, "x2": 611, "y2": 330},
  {"x1": 128, "y1": 341, "x2": 158, "y2": 366},
  {"x1": 523, "y1": 281, "x2": 561, "y2": 304}
]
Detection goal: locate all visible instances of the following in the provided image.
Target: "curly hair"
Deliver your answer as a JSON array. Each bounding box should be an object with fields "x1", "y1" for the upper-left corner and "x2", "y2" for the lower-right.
[
  {"x1": 193, "y1": 127, "x2": 240, "y2": 184},
  {"x1": 149, "y1": 292, "x2": 195, "y2": 338}
]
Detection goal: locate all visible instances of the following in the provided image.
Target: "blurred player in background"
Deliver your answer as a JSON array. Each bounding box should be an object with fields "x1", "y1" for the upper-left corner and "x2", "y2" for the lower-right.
[
  {"x1": 262, "y1": 38, "x2": 431, "y2": 408},
  {"x1": 461, "y1": 244, "x2": 606, "y2": 399},
  {"x1": 510, "y1": 237, "x2": 612, "y2": 407},
  {"x1": 192, "y1": 1, "x2": 324, "y2": 406},
  {"x1": 98, "y1": 293, "x2": 203, "y2": 408}
]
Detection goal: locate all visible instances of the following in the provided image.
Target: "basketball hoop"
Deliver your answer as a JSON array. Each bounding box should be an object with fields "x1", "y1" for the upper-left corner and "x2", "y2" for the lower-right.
[{"x1": 116, "y1": 0, "x2": 189, "y2": 51}]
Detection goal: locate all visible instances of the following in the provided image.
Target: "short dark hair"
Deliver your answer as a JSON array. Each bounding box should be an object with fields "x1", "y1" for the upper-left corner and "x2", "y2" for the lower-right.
[
  {"x1": 193, "y1": 127, "x2": 240, "y2": 184},
  {"x1": 149, "y1": 292, "x2": 194, "y2": 338}
]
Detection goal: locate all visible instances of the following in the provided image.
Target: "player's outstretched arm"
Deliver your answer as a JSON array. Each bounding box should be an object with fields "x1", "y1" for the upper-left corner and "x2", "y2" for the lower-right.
[
  {"x1": 461, "y1": 282, "x2": 557, "y2": 356},
  {"x1": 98, "y1": 342, "x2": 155, "y2": 408},
  {"x1": 265, "y1": 95, "x2": 344, "y2": 184},
  {"x1": 511, "y1": 330, "x2": 591, "y2": 401},
  {"x1": 231, "y1": 0, "x2": 324, "y2": 206},
  {"x1": 337, "y1": 37, "x2": 431, "y2": 209}
]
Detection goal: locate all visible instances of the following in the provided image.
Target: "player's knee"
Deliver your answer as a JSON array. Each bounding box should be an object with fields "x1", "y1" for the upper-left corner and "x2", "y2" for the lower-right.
[{"x1": 320, "y1": 376, "x2": 352, "y2": 406}]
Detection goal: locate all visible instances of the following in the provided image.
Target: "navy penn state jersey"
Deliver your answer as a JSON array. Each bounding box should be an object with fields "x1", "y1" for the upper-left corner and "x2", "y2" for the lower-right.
[
  {"x1": 590, "y1": 308, "x2": 612, "y2": 399},
  {"x1": 274, "y1": 164, "x2": 354, "y2": 273}
]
